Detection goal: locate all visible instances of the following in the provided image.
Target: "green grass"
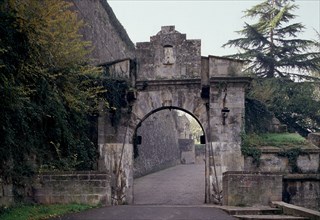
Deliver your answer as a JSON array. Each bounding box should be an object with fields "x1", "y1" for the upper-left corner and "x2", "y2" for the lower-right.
[
  {"x1": 259, "y1": 133, "x2": 307, "y2": 147},
  {"x1": 243, "y1": 132, "x2": 307, "y2": 148},
  {"x1": 0, "y1": 203, "x2": 97, "y2": 220}
]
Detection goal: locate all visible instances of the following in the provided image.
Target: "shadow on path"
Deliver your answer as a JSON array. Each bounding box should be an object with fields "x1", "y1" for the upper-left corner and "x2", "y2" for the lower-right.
[{"x1": 134, "y1": 164, "x2": 205, "y2": 205}]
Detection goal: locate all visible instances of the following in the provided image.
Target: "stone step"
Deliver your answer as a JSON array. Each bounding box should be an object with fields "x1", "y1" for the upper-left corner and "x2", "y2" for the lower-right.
[
  {"x1": 218, "y1": 206, "x2": 282, "y2": 215},
  {"x1": 271, "y1": 201, "x2": 320, "y2": 220},
  {"x1": 233, "y1": 214, "x2": 309, "y2": 220}
]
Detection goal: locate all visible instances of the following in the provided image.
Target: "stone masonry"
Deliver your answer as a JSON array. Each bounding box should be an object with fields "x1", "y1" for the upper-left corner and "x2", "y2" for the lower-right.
[
  {"x1": 33, "y1": 172, "x2": 111, "y2": 205},
  {"x1": 98, "y1": 26, "x2": 251, "y2": 204},
  {"x1": 134, "y1": 110, "x2": 180, "y2": 178}
]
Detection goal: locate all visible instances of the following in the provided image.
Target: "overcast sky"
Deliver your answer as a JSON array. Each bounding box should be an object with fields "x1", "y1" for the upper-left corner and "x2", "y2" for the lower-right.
[{"x1": 108, "y1": 0, "x2": 320, "y2": 56}]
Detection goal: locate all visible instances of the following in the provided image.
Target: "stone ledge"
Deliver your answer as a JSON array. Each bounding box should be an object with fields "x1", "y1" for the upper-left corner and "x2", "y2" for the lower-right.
[
  {"x1": 210, "y1": 76, "x2": 252, "y2": 83},
  {"x1": 284, "y1": 174, "x2": 320, "y2": 180},
  {"x1": 38, "y1": 171, "x2": 109, "y2": 175},
  {"x1": 223, "y1": 171, "x2": 284, "y2": 176},
  {"x1": 260, "y1": 147, "x2": 320, "y2": 154},
  {"x1": 272, "y1": 201, "x2": 320, "y2": 220}
]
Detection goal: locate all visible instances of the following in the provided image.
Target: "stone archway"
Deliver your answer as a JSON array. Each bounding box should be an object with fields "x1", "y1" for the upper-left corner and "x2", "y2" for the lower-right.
[
  {"x1": 132, "y1": 107, "x2": 206, "y2": 205},
  {"x1": 97, "y1": 26, "x2": 251, "y2": 205}
]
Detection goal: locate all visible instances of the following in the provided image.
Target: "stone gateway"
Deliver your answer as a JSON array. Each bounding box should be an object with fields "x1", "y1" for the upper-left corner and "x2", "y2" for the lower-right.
[{"x1": 98, "y1": 26, "x2": 251, "y2": 204}]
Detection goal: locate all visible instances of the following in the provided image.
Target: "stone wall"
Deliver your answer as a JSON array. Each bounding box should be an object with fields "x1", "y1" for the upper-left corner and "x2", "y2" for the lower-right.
[
  {"x1": 33, "y1": 172, "x2": 111, "y2": 205},
  {"x1": 283, "y1": 174, "x2": 320, "y2": 211},
  {"x1": 244, "y1": 147, "x2": 320, "y2": 173},
  {"x1": 71, "y1": 0, "x2": 135, "y2": 65},
  {"x1": 195, "y1": 145, "x2": 206, "y2": 164},
  {"x1": 223, "y1": 171, "x2": 283, "y2": 206},
  {"x1": 179, "y1": 139, "x2": 195, "y2": 164},
  {"x1": 308, "y1": 133, "x2": 320, "y2": 148},
  {"x1": 98, "y1": 26, "x2": 250, "y2": 204},
  {"x1": 136, "y1": 26, "x2": 201, "y2": 81},
  {"x1": 134, "y1": 110, "x2": 180, "y2": 178},
  {"x1": 0, "y1": 180, "x2": 13, "y2": 206}
]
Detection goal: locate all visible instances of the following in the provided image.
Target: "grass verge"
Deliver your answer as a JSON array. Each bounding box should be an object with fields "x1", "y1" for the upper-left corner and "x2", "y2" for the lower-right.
[
  {"x1": 243, "y1": 132, "x2": 307, "y2": 148},
  {"x1": 0, "y1": 203, "x2": 97, "y2": 220}
]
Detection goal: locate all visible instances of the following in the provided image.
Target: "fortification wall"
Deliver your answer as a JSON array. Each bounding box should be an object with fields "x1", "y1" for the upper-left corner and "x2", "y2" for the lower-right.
[
  {"x1": 134, "y1": 110, "x2": 181, "y2": 178},
  {"x1": 72, "y1": 0, "x2": 135, "y2": 65}
]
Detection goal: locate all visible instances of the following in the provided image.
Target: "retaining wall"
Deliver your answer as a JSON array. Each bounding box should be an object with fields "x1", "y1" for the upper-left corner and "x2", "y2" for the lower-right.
[
  {"x1": 244, "y1": 147, "x2": 320, "y2": 173},
  {"x1": 33, "y1": 172, "x2": 111, "y2": 205},
  {"x1": 222, "y1": 171, "x2": 283, "y2": 206},
  {"x1": 283, "y1": 174, "x2": 320, "y2": 211}
]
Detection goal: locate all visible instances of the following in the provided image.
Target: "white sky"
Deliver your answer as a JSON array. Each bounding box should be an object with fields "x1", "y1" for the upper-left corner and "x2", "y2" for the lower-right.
[{"x1": 108, "y1": 0, "x2": 320, "y2": 56}]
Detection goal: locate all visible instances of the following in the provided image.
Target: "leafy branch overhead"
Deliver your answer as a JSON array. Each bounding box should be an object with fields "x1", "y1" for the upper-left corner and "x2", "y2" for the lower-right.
[{"x1": 223, "y1": 0, "x2": 320, "y2": 79}]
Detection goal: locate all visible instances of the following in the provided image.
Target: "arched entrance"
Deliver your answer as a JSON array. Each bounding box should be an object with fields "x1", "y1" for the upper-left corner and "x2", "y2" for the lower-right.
[
  {"x1": 97, "y1": 26, "x2": 251, "y2": 205},
  {"x1": 132, "y1": 107, "x2": 206, "y2": 205}
]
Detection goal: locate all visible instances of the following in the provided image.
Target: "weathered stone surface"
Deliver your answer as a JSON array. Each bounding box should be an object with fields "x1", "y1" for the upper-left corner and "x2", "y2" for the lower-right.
[
  {"x1": 308, "y1": 133, "x2": 320, "y2": 148},
  {"x1": 0, "y1": 181, "x2": 13, "y2": 206},
  {"x1": 208, "y1": 56, "x2": 244, "y2": 78},
  {"x1": 244, "y1": 147, "x2": 320, "y2": 173},
  {"x1": 223, "y1": 171, "x2": 283, "y2": 206},
  {"x1": 98, "y1": 26, "x2": 249, "y2": 204},
  {"x1": 179, "y1": 139, "x2": 195, "y2": 164},
  {"x1": 136, "y1": 26, "x2": 201, "y2": 81},
  {"x1": 33, "y1": 172, "x2": 111, "y2": 205},
  {"x1": 134, "y1": 110, "x2": 180, "y2": 178},
  {"x1": 283, "y1": 174, "x2": 320, "y2": 211},
  {"x1": 72, "y1": 0, "x2": 135, "y2": 65}
]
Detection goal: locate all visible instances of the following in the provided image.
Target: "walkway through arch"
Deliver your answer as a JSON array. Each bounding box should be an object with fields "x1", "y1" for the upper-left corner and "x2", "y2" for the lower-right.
[{"x1": 132, "y1": 108, "x2": 205, "y2": 205}]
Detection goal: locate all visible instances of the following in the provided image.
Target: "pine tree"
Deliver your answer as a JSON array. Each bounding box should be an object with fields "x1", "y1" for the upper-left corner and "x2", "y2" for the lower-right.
[{"x1": 223, "y1": 0, "x2": 320, "y2": 79}]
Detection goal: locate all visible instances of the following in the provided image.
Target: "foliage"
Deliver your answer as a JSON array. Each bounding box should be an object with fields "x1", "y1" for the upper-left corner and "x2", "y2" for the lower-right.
[
  {"x1": 248, "y1": 78, "x2": 320, "y2": 136},
  {"x1": 101, "y1": 76, "x2": 130, "y2": 127},
  {"x1": 241, "y1": 133, "x2": 262, "y2": 166},
  {"x1": 0, "y1": 0, "x2": 109, "y2": 201},
  {"x1": 223, "y1": 0, "x2": 320, "y2": 79},
  {"x1": 245, "y1": 98, "x2": 274, "y2": 134},
  {"x1": 277, "y1": 147, "x2": 305, "y2": 173},
  {"x1": 241, "y1": 132, "x2": 307, "y2": 167},
  {"x1": 260, "y1": 133, "x2": 306, "y2": 147},
  {"x1": 0, "y1": 203, "x2": 97, "y2": 220}
]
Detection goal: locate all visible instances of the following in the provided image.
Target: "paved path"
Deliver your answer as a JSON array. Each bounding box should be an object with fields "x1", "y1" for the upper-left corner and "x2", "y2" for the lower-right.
[
  {"x1": 52, "y1": 205, "x2": 236, "y2": 220},
  {"x1": 134, "y1": 164, "x2": 205, "y2": 205},
  {"x1": 52, "y1": 165, "x2": 235, "y2": 219}
]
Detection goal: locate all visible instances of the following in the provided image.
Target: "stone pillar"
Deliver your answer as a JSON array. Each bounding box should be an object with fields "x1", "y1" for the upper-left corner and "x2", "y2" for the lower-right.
[
  {"x1": 98, "y1": 109, "x2": 134, "y2": 205},
  {"x1": 208, "y1": 82, "x2": 246, "y2": 204}
]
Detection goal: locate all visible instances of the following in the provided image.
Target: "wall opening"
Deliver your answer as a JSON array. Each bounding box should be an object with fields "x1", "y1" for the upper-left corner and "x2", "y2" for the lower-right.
[{"x1": 132, "y1": 106, "x2": 206, "y2": 205}]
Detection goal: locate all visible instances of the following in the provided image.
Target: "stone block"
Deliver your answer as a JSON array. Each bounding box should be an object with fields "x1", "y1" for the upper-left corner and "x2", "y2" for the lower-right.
[
  {"x1": 34, "y1": 172, "x2": 111, "y2": 205},
  {"x1": 181, "y1": 151, "x2": 195, "y2": 164},
  {"x1": 308, "y1": 133, "x2": 320, "y2": 147},
  {"x1": 297, "y1": 154, "x2": 319, "y2": 173},
  {"x1": 283, "y1": 174, "x2": 320, "y2": 211},
  {"x1": 223, "y1": 171, "x2": 283, "y2": 206}
]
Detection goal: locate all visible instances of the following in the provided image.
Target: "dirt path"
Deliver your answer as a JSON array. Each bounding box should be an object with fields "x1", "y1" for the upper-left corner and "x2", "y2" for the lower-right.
[{"x1": 134, "y1": 164, "x2": 205, "y2": 205}]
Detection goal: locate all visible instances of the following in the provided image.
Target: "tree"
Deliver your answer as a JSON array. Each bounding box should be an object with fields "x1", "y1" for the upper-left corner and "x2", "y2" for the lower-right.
[
  {"x1": 223, "y1": 0, "x2": 320, "y2": 136},
  {"x1": 0, "y1": 0, "x2": 106, "y2": 200},
  {"x1": 223, "y1": 0, "x2": 320, "y2": 79}
]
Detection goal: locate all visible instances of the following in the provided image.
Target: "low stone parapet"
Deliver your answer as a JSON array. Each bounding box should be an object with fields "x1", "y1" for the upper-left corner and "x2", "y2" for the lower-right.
[
  {"x1": 0, "y1": 179, "x2": 13, "y2": 206},
  {"x1": 283, "y1": 174, "x2": 320, "y2": 211},
  {"x1": 33, "y1": 171, "x2": 111, "y2": 205},
  {"x1": 244, "y1": 147, "x2": 320, "y2": 173},
  {"x1": 222, "y1": 171, "x2": 283, "y2": 206}
]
